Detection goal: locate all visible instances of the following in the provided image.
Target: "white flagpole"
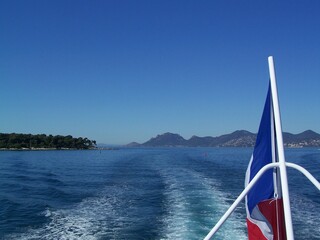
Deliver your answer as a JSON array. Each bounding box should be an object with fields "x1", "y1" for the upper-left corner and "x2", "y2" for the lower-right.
[{"x1": 268, "y1": 56, "x2": 294, "y2": 239}]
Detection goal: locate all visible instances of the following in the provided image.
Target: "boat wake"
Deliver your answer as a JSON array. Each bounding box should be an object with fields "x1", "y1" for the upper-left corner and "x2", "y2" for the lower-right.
[
  {"x1": 158, "y1": 166, "x2": 247, "y2": 240},
  {"x1": 7, "y1": 154, "x2": 247, "y2": 240}
]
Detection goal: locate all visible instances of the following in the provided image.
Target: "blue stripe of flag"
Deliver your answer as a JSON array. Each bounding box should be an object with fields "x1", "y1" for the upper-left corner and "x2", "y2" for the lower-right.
[{"x1": 247, "y1": 84, "x2": 275, "y2": 214}]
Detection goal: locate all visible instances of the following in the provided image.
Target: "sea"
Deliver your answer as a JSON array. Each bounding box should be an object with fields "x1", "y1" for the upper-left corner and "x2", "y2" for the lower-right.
[{"x1": 0, "y1": 147, "x2": 319, "y2": 240}]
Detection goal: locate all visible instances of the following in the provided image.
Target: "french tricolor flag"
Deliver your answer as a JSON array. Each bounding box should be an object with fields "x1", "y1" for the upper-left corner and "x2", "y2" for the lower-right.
[{"x1": 245, "y1": 84, "x2": 286, "y2": 240}]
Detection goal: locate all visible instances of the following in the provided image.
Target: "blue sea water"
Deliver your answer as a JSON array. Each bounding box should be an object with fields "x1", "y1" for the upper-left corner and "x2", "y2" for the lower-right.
[{"x1": 0, "y1": 148, "x2": 319, "y2": 239}]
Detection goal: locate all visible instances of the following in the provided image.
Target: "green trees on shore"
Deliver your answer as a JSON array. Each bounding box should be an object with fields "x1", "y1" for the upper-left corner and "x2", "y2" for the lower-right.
[{"x1": 0, "y1": 133, "x2": 96, "y2": 150}]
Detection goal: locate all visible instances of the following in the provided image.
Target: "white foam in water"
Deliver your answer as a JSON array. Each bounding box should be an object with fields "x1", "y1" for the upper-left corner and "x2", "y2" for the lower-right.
[
  {"x1": 159, "y1": 171, "x2": 190, "y2": 239},
  {"x1": 7, "y1": 157, "x2": 247, "y2": 240},
  {"x1": 8, "y1": 200, "x2": 102, "y2": 239},
  {"x1": 158, "y1": 167, "x2": 247, "y2": 240},
  {"x1": 7, "y1": 187, "x2": 127, "y2": 240}
]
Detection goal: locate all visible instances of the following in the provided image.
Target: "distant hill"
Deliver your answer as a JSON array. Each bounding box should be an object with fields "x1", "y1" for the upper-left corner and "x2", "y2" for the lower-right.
[
  {"x1": 142, "y1": 133, "x2": 187, "y2": 147},
  {"x1": 126, "y1": 142, "x2": 141, "y2": 147},
  {"x1": 282, "y1": 130, "x2": 320, "y2": 147},
  {"x1": 127, "y1": 130, "x2": 320, "y2": 148}
]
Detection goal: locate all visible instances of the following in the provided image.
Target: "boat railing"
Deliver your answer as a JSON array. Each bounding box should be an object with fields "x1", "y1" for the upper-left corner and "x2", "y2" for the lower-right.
[{"x1": 204, "y1": 162, "x2": 320, "y2": 240}]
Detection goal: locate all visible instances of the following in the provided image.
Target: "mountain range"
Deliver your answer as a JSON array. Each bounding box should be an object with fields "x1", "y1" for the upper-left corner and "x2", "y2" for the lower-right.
[{"x1": 127, "y1": 130, "x2": 320, "y2": 147}]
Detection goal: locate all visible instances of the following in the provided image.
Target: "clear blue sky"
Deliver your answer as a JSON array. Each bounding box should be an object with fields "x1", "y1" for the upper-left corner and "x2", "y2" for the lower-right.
[{"x1": 1, "y1": 1, "x2": 319, "y2": 144}]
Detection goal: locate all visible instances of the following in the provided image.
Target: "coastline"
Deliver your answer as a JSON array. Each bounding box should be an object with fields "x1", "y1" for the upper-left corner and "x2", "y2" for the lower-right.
[
  {"x1": 0, "y1": 147, "x2": 119, "y2": 151},
  {"x1": 0, "y1": 148, "x2": 95, "y2": 151}
]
